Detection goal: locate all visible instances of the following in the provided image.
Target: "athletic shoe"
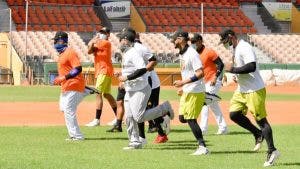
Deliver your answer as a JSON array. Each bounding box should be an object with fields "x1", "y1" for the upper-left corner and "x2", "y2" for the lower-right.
[
  {"x1": 147, "y1": 127, "x2": 158, "y2": 133},
  {"x1": 107, "y1": 118, "x2": 117, "y2": 126},
  {"x1": 153, "y1": 134, "x2": 168, "y2": 144},
  {"x1": 85, "y1": 119, "x2": 100, "y2": 127},
  {"x1": 253, "y1": 135, "x2": 264, "y2": 151},
  {"x1": 106, "y1": 125, "x2": 122, "y2": 132},
  {"x1": 65, "y1": 137, "x2": 84, "y2": 141},
  {"x1": 85, "y1": 86, "x2": 100, "y2": 94},
  {"x1": 161, "y1": 116, "x2": 171, "y2": 135},
  {"x1": 216, "y1": 128, "x2": 228, "y2": 135},
  {"x1": 123, "y1": 141, "x2": 142, "y2": 150},
  {"x1": 190, "y1": 145, "x2": 209, "y2": 155},
  {"x1": 263, "y1": 150, "x2": 280, "y2": 167},
  {"x1": 161, "y1": 101, "x2": 174, "y2": 120},
  {"x1": 139, "y1": 137, "x2": 147, "y2": 146}
]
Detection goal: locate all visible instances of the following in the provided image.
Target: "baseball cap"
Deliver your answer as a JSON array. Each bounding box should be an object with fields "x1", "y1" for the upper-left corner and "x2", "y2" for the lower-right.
[
  {"x1": 219, "y1": 29, "x2": 235, "y2": 44},
  {"x1": 190, "y1": 33, "x2": 202, "y2": 44},
  {"x1": 118, "y1": 31, "x2": 135, "y2": 42},
  {"x1": 53, "y1": 31, "x2": 68, "y2": 41},
  {"x1": 172, "y1": 30, "x2": 189, "y2": 41},
  {"x1": 121, "y1": 27, "x2": 136, "y2": 35},
  {"x1": 99, "y1": 27, "x2": 110, "y2": 34}
]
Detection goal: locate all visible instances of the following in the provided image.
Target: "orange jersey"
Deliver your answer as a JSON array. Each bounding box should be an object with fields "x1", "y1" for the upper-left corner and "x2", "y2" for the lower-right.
[
  {"x1": 199, "y1": 47, "x2": 218, "y2": 83},
  {"x1": 93, "y1": 39, "x2": 114, "y2": 77},
  {"x1": 57, "y1": 47, "x2": 85, "y2": 92}
]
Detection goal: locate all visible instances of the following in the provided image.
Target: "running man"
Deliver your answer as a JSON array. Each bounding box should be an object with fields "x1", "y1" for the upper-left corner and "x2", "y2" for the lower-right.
[
  {"x1": 117, "y1": 31, "x2": 174, "y2": 150},
  {"x1": 219, "y1": 29, "x2": 279, "y2": 167},
  {"x1": 172, "y1": 30, "x2": 209, "y2": 155},
  {"x1": 85, "y1": 27, "x2": 117, "y2": 127},
  {"x1": 53, "y1": 31, "x2": 94, "y2": 141},
  {"x1": 190, "y1": 33, "x2": 228, "y2": 135}
]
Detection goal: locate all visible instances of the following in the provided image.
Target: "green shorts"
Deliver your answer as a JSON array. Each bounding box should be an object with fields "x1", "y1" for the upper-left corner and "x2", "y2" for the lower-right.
[
  {"x1": 95, "y1": 74, "x2": 112, "y2": 94},
  {"x1": 230, "y1": 88, "x2": 267, "y2": 121},
  {"x1": 179, "y1": 92, "x2": 205, "y2": 119}
]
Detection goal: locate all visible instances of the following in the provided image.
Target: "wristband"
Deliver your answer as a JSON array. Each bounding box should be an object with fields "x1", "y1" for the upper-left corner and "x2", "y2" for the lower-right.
[{"x1": 190, "y1": 74, "x2": 198, "y2": 82}]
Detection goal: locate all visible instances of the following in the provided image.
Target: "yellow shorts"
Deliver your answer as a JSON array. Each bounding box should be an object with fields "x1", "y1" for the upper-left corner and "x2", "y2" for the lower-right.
[
  {"x1": 95, "y1": 74, "x2": 112, "y2": 94},
  {"x1": 230, "y1": 88, "x2": 267, "y2": 121},
  {"x1": 179, "y1": 92, "x2": 205, "y2": 119}
]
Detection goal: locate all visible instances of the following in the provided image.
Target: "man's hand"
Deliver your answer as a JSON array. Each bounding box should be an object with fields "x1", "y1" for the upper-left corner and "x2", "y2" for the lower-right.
[
  {"x1": 210, "y1": 76, "x2": 217, "y2": 86},
  {"x1": 173, "y1": 80, "x2": 184, "y2": 88},
  {"x1": 53, "y1": 76, "x2": 66, "y2": 85},
  {"x1": 114, "y1": 72, "x2": 121, "y2": 77},
  {"x1": 118, "y1": 76, "x2": 128, "y2": 82},
  {"x1": 224, "y1": 63, "x2": 233, "y2": 72},
  {"x1": 177, "y1": 88, "x2": 183, "y2": 96}
]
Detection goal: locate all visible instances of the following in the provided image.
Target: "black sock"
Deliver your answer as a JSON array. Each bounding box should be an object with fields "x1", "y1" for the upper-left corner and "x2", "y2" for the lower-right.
[
  {"x1": 154, "y1": 117, "x2": 165, "y2": 136},
  {"x1": 112, "y1": 107, "x2": 117, "y2": 116},
  {"x1": 138, "y1": 122, "x2": 145, "y2": 138},
  {"x1": 116, "y1": 119, "x2": 122, "y2": 128},
  {"x1": 257, "y1": 118, "x2": 276, "y2": 153},
  {"x1": 187, "y1": 119, "x2": 205, "y2": 147},
  {"x1": 95, "y1": 109, "x2": 102, "y2": 119},
  {"x1": 179, "y1": 115, "x2": 187, "y2": 123},
  {"x1": 230, "y1": 111, "x2": 261, "y2": 137},
  {"x1": 148, "y1": 120, "x2": 155, "y2": 128}
]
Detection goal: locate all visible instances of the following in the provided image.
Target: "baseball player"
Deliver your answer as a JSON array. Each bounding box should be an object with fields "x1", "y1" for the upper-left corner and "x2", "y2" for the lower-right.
[
  {"x1": 53, "y1": 31, "x2": 95, "y2": 141},
  {"x1": 85, "y1": 27, "x2": 118, "y2": 127},
  {"x1": 117, "y1": 31, "x2": 174, "y2": 150},
  {"x1": 190, "y1": 33, "x2": 228, "y2": 135},
  {"x1": 172, "y1": 30, "x2": 209, "y2": 155},
  {"x1": 219, "y1": 29, "x2": 279, "y2": 167}
]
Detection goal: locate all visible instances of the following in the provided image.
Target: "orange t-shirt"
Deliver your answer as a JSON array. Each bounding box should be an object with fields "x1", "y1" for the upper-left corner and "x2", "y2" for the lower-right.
[
  {"x1": 199, "y1": 47, "x2": 218, "y2": 83},
  {"x1": 57, "y1": 48, "x2": 85, "y2": 92},
  {"x1": 93, "y1": 39, "x2": 114, "y2": 77}
]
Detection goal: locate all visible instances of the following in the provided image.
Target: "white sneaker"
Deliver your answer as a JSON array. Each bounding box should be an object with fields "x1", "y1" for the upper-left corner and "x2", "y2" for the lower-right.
[
  {"x1": 161, "y1": 101, "x2": 174, "y2": 120},
  {"x1": 65, "y1": 137, "x2": 84, "y2": 141},
  {"x1": 162, "y1": 116, "x2": 171, "y2": 135},
  {"x1": 253, "y1": 136, "x2": 264, "y2": 151},
  {"x1": 216, "y1": 128, "x2": 228, "y2": 135},
  {"x1": 190, "y1": 145, "x2": 209, "y2": 155},
  {"x1": 139, "y1": 137, "x2": 147, "y2": 146},
  {"x1": 123, "y1": 141, "x2": 142, "y2": 150},
  {"x1": 107, "y1": 118, "x2": 117, "y2": 126},
  {"x1": 85, "y1": 119, "x2": 100, "y2": 127},
  {"x1": 264, "y1": 150, "x2": 280, "y2": 167}
]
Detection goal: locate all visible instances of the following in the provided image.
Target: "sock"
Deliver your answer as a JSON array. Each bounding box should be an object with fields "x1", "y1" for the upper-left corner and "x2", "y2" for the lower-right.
[
  {"x1": 138, "y1": 122, "x2": 145, "y2": 138},
  {"x1": 187, "y1": 119, "x2": 206, "y2": 147},
  {"x1": 154, "y1": 117, "x2": 165, "y2": 136},
  {"x1": 116, "y1": 119, "x2": 122, "y2": 128},
  {"x1": 95, "y1": 109, "x2": 102, "y2": 119},
  {"x1": 257, "y1": 118, "x2": 276, "y2": 153},
  {"x1": 179, "y1": 115, "x2": 187, "y2": 123},
  {"x1": 230, "y1": 111, "x2": 261, "y2": 137},
  {"x1": 148, "y1": 120, "x2": 155, "y2": 129},
  {"x1": 112, "y1": 107, "x2": 117, "y2": 116}
]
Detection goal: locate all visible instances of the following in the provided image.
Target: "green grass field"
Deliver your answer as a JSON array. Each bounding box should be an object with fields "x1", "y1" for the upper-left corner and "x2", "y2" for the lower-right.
[
  {"x1": 0, "y1": 126, "x2": 299, "y2": 169},
  {"x1": 0, "y1": 86, "x2": 299, "y2": 168}
]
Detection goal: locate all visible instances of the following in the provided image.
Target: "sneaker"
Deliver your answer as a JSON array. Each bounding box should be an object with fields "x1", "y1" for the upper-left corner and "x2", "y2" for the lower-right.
[
  {"x1": 123, "y1": 141, "x2": 142, "y2": 150},
  {"x1": 162, "y1": 116, "x2": 171, "y2": 135},
  {"x1": 216, "y1": 128, "x2": 228, "y2": 135},
  {"x1": 190, "y1": 145, "x2": 209, "y2": 155},
  {"x1": 253, "y1": 135, "x2": 264, "y2": 151},
  {"x1": 139, "y1": 137, "x2": 147, "y2": 146},
  {"x1": 85, "y1": 86, "x2": 100, "y2": 94},
  {"x1": 153, "y1": 134, "x2": 168, "y2": 144},
  {"x1": 65, "y1": 137, "x2": 84, "y2": 141},
  {"x1": 263, "y1": 150, "x2": 280, "y2": 167},
  {"x1": 147, "y1": 127, "x2": 158, "y2": 133},
  {"x1": 85, "y1": 119, "x2": 100, "y2": 127},
  {"x1": 161, "y1": 101, "x2": 174, "y2": 120},
  {"x1": 107, "y1": 118, "x2": 117, "y2": 126},
  {"x1": 106, "y1": 125, "x2": 122, "y2": 132}
]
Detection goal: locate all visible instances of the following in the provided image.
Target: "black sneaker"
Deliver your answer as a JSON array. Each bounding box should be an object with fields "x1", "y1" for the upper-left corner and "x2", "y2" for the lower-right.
[
  {"x1": 106, "y1": 125, "x2": 122, "y2": 132},
  {"x1": 147, "y1": 127, "x2": 158, "y2": 133},
  {"x1": 253, "y1": 135, "x2": 264, "y2": 151}
]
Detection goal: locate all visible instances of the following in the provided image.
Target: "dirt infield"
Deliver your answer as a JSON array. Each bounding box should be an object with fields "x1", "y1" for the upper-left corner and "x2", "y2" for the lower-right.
[{"x1": 0, "y1": 85, "x2": 299, "y2": 126}]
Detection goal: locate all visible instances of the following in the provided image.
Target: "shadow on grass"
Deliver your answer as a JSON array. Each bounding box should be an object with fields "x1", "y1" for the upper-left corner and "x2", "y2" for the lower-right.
[
  {"x1": 277, "y1": 162, "x2": 300, "y2": 166},
  {"x1": 146, "y1": 146, "x2": 196, "y2": 150},
  {"x1": 170, "y1": 129, "x2": 191, "y2": 133},
  {"x1": 85, "y1": 137, "x2": 128, "y2": 141},
  {"x1": 212, "y1": 150, "x2": 264, "y2": 154},
  {"x1": 226, "y1": 131, "x2": 251, "y2": 135}
]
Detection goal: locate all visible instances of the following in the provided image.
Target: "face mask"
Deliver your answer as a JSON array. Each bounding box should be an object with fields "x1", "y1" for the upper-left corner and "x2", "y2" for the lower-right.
[
  {"x1": 98, "y1": 33, "x2": 107, "y2": 40},
  {"x1": 190, "y1": 44, "x2": 197, "y2": 50},
  {"x1": 54, "y1": 44, "x2": 67, "y2": 53},
  {"x1": 223, "y1": 40, "x2": 233, "y2": 49},
  {"x1": 120, "y1": 44, "x2": 130, "y2": 53}
]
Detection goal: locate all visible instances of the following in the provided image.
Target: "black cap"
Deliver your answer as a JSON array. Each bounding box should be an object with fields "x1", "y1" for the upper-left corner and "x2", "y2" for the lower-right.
[
  {"x1": 121, "y1": 27, "x2": 136, "y2": 35},
  {"x1": 53, "y1": 31, "x2": 68, "y2": 41},
  {"x1": 219, "y1": 29, "x2": 235, "y2": 44},
  {"x1": 119, "y1": 31, "x2": 135, "y2": 42},
  {"x1": 190, "y1": 33, "x2": 202, "y2": 44},
  {"x1": 172, "y1": 30, "x2": 189, "y2": 41},
  {"x1": 99, "y1": 27, "x2": 110, "y2": 34}
]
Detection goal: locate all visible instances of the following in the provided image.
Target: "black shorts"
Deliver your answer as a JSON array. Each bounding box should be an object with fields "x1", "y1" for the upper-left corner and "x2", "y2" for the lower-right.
[
  {"x1": 116, "y1": 87, "x2": 126, "y2": 101},
  {"x1": 147, "y1": 86, "x2": 160, "y2": 109}
]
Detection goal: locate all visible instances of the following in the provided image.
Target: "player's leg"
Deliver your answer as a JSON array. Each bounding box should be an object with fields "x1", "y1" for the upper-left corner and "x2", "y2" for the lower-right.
[
  {"x1": 230, "y1": 91, "x2": 263, "y2": 150},
  {"x1": 101, "y1": 75, "x2": 117, "y2": 125},
  {"x1": 199, "y1": 104, "x2": 209, "y2": 134},
  {"x1": 107, "y1": 87, "x2": 125, "y2": 132},
  {"x1": 210, "y1": 101, "x2": 228, "y2": 134}
]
